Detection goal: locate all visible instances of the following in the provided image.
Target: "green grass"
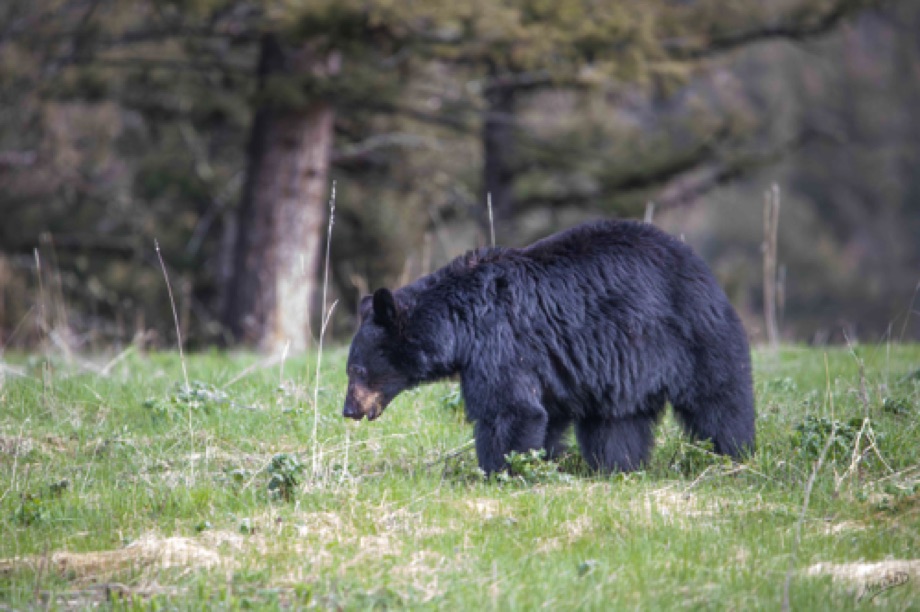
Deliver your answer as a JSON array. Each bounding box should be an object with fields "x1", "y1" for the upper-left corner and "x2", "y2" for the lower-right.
[{"x1": 1, "y1": 345, "x2": 919, "y2": 609}]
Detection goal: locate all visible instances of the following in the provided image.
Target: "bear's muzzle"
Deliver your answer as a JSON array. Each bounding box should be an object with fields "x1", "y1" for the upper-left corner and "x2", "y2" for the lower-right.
[{"x1": 342, "y1": 383, "x2": 386, "y2": 421}]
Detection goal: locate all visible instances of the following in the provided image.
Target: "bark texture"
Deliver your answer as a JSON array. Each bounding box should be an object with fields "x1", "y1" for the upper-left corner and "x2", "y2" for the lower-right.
[{"x1": 223, "y1": 35, "x2": 336, "y2": 352}]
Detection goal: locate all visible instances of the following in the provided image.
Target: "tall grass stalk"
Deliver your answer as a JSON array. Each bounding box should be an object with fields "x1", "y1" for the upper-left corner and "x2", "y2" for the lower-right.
[
  {"x1": 279, "y1": 339, "x2": 291, "y2": 387},
  {"x1": 0, "y1": 420, "x2": 28, "y2": 505},
  {"x1": 42, "y1": 233, "x2": 70, "y2": 347},
  {"x1": 155, "y1": 238, "x2": 194, "y2": 484},
  {"x1": 33, "y1": 249, "x2": 45, "y2": 344},
  {"x1": 154, "y1": 239, "x2": 190, "y2": 393},
  {"x1": 763, "y1": 184, "x2": 781, "y2": 347},
  {"x1": 841, "y1": 334, "x2": 893, "y2": 482},
  {"x1": 312, "y1": 181, "x2": 337, "y2": 479},
  {"x1": 782, "y1": 353, "x2": 836, "y2": 611},
  {"x1": 487, "y1": 192, "x2": 495, "y2": 248}
]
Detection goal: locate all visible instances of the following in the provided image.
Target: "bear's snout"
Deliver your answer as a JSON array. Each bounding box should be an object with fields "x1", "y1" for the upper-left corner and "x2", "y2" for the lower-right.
[
  {"x1": 342, "y1": 401, "x2": 363, "y2": 420},
  {"x1": 343, "y1": 382, "x2": 386, "y2": 421}
]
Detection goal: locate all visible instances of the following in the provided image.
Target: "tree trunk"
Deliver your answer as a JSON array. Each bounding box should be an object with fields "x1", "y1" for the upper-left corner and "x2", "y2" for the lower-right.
[
  {"x1": 482, "y1": 77, "x2": 518, "y2": 246},
  {"x1": 222, "y1": 35, "x2": 336, "y2": 352}
]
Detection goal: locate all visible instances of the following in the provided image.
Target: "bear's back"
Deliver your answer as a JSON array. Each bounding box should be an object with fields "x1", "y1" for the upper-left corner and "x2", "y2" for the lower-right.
[
  {"x1": 411, "y1": 220, "x2": 716, "y2": 327},
  {"x1": 524, "y1": 220, "x2": 685, "y2": 266}
]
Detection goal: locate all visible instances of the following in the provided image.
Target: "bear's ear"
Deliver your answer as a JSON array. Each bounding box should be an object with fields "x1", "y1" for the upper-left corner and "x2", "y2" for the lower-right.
[
  {"x1": 372, "y1": 288, "x2": 400, "y2": 330},
  {"x1": 358, "y1": 295, "x2": 373, "y2": 323}
]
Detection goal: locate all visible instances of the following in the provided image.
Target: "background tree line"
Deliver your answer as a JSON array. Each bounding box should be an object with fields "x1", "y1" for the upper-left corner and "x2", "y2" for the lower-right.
[{"x1": 1, "y1": 0, "x2": 917, "y2": 352}]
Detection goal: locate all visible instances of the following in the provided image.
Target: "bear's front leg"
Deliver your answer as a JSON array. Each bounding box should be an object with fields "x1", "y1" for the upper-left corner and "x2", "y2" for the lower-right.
[
  {"x1": 473, "y1": 406, "x2": 549, "y2": 474},
  {"x1": 463, "y1": 371, "x2": 549, "y2": 474}
]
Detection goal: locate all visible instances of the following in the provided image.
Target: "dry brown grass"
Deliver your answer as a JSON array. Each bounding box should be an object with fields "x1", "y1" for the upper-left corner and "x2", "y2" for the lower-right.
[{"x1": 0, "y1": 533, "x2": 228, "y2": 584}]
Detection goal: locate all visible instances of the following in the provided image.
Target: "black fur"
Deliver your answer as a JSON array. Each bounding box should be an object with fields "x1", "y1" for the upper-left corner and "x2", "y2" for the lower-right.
[{"x1": 343, "y1": 220, "x2": 755, "y2": 474}]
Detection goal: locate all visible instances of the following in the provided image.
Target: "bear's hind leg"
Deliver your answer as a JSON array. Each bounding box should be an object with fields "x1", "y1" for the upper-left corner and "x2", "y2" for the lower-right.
[
  {"x1": 673, "y1": 392, "x2": 755, "y2": 459},
  {"x1": 575, "y1": 415, "x2": 654, "y2": 473}
]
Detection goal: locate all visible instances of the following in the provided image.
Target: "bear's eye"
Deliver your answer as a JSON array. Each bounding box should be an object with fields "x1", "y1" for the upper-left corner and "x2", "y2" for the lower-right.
[{"x1": 348, "y1": 365, "x2": 367, "y2": 379}]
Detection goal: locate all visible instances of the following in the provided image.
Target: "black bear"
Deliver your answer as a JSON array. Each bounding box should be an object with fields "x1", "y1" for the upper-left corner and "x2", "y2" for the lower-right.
[{"x1": 343, "y1": 220, "x2": 755, "y2": 474}]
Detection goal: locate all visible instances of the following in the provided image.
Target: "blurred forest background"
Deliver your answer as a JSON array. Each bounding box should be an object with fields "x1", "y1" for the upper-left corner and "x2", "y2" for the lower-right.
[{"x1": 1, "y1": 0, "x2": 919, "y2": 353}]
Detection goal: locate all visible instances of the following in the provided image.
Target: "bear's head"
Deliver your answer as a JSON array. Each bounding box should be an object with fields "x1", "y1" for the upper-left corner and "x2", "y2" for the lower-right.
[{"x1": 342, "y1": 288, "x2": 413, "y2": 421}]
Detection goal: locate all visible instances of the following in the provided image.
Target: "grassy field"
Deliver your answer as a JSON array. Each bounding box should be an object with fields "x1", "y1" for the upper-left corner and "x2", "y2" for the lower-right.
[{"x1": 0, "y1": 344, "x2": 918, "y2": 610}]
